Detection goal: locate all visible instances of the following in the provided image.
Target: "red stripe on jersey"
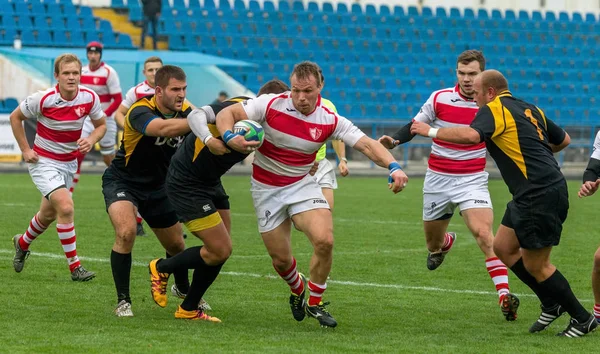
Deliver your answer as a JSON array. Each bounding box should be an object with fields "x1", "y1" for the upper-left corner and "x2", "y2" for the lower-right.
[
  {"x1": 266, "y1": 111, "x2": 335, "y2": 144},
  {"x1": 42, "y1": 102, "x2": 93, "y2": 121},
  {"x1": 33, "y1": 145, "x2": 78, "y2": 162},
  {"x1": 80, "y1": 75, "x2": 108, "y2": 86},
  {"x1": 428, "y1": 154, "x2": 486, "y2": 174},
  {"x1": 435, "y1": 102, "x2": 478, "y2": 125},
  {"x1": 253, "y1": 164, "x2": 306, "y2": 186},
  {"x1": 259, "y1": 139, "x2": 317, "y2": 166},
  {"x1": 432, "y1": 89, "x2": 454, "y2": 109},
  {"x1": 97, "y1": 93, "x2": 113, "y2": 103},
  {"x1": 433, "y1": 139, "x2": 485, "y2": 151},
  {"x1": 39, "y1": 90, "x2": 56, "y2": 113},
  {"x1": 37, "y1": 123, "x2": 81, "y2": 143}
]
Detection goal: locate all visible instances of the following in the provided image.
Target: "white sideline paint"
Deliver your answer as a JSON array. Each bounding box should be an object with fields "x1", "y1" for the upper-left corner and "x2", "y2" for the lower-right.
[{"x1": 5, "y1": 248, "x2": 594, "y2": 302}]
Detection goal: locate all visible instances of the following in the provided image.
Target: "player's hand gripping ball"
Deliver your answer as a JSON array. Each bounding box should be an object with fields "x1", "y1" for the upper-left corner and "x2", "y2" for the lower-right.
[{"x1": 233, "y1": 120, "x2": 265, "y2": 148}]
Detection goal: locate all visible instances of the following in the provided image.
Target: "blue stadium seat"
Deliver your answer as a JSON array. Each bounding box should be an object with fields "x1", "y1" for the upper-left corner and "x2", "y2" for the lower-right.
[
  {"x1": 233, "y1": 0, "x2": 245, "y2": 10},
  {"x1": 435, "y1": 7, "x2": 447, "y2": 18},
  {"x1": 337, "y1": 3, "x2": 348, "y2": 14},
  {"x1": 111, "y1": 0, "x2": 125, "y2": 8},
  {"x1": 79, "y1": 6, "x2": 93, "y2": 18},
  {"x1": 585, "y1": 13, "x2": 596, "y2": 23},
  {"x1": 477, "y1": 9, "x2": 488, "y2": 19},
  {"x1": 505, "y1": 9, "x2": 516, "y2": 20},
  {"x1": 407, "y1": 6, "x2": 418, "y2": 16},
  {"x1": 31, "y1": 3, "x2": 46, "y2": 16},
  {"x1": 204, "y1": 0, "x2": 216, "y2": 10},
  {"x1": 66, "y1": 17, "x2": 81, "y2": 31},
  {"x1": 278, "y1": 0, "x2": 290, "y2": 12},
  {"x1": 14, "y1": 2, "x2": 30, "y2": 15},
  {"x1": 248, "y1": 0, "x2": 260, "y2": 12},
  {"x1": 70, "y1": 31, "x2": 85, "y2": 46},
  {"x1": 518, "y1": 10, "x2": 529, "y2": 20},
  {"x1": 53, "y1": 30, "x2": 69, "y2": 46},
  {"x1": 292, "y1": 1, "x2": 305, "y2": 12},
  {"x1": 102, "y1": 33, "x2": 117, "y2": 47},
  {"x1": 463, "y1": 8, "x2": 474, "y2": 18},
  {"x1": 4, "y1": 98, "x2": 18, "y2": 111},
  {"x1": 531, "y1": 11, "x2": 542, "y2": 21}
]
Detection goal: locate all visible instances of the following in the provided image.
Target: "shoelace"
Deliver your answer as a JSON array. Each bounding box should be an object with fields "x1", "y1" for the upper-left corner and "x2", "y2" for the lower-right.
[
  {"x1": 152, "y1": 277, "x2": 167, "y2": 294},
  {"x1": 317, "y1": 301, "x2": 332, "y2": 314}
]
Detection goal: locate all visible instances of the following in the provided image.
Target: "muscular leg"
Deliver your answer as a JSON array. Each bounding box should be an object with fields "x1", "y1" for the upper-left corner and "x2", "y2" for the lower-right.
[
  {"x1": 109, "y1": 201, "x2": 138, "y2": 304},
  {"x1": 593, "y1": 246, "x2": 600, "y2": 323},
  {"x1": 462, "y1": 208, "x2": 510, "y2": 302},
  {"x1": 523, "y1": 247, "x2": 590, "y2": 323},
  {"x1": 322, "y1": 188, "x2": 334, "y2": 211},
  {"x1": 424, "y1": 218, "x2": 451, "y2": 252}
]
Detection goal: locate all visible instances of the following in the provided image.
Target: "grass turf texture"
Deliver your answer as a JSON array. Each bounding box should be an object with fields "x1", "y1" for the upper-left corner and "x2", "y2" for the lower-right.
[{"x1": 1, "y1": 173, "x2": 598, "y2": 353}]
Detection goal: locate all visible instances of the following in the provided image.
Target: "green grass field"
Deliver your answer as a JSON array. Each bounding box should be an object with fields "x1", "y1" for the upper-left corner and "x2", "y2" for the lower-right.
[{"x1": 1, "y1": 173, "x2": 598, "y2": 353}]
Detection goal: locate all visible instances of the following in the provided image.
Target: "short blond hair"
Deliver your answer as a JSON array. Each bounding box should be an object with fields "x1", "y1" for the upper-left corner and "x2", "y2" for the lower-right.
[
  {"x1": 54, "y1": 53, "x2": 82, "y2": 75},
  {"x1": 144, "y1": 56, "x2": 163, "y2": 68},
  {"x1": 290, "y1": 61, "x2": 322, "y2": 87}
]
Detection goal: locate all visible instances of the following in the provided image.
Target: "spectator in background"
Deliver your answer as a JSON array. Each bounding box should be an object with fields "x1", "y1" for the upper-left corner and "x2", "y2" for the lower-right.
[
  {"x1": 212, "y1": 91, "x2": 228, "y2": 105},
  {"x1": 141, "y1": 0, "x2": 161, "y2": 50}
]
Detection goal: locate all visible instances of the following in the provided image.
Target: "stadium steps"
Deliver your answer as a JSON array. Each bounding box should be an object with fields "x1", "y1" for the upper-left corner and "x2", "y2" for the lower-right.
[{"x1": 92, "y1": 8, "x2": 167, "y2": 50}]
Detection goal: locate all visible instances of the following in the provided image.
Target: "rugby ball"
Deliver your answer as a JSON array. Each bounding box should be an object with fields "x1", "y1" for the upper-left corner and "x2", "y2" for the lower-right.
[{"x1": 233, "y1": 120, "x2": 265, "y2": 148}]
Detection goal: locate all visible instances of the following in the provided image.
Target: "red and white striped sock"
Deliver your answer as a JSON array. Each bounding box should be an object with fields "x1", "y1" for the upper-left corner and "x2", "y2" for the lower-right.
[
  {"x1": 275, "y1": 257, "x2": 303, "y2": 295},
  {"x1": 594, "y1": 304, "x2": 600, "y2": 323},
  {"x1": 19, "y1": 212, "x2": 49, "y2": 251},
  {"x1": 57, "y1": 223, "x2": 80, "y2": 272},
  {"x1": 441, "y1": 233, "x2": 455, "y2": 252},
  {"x1": 486, "y1": 257, "x2": 510, "y2": 303},
  {"x1": 308, "y1": 281, "x2": 327, "y2": 306},
  {"x1": 136, "y1": 212, "x2": 143, "y2": 225},
  {"x1": 69, "y1": 153, "x2": 84, "y2": 195}
]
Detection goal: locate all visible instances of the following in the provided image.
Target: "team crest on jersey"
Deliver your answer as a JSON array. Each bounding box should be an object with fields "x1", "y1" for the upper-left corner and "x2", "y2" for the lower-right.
[
  {"x1": 309, "y1": 127, "x2": 322, "y2": 141},
  {"x1": 93, "y1": 77, "x2": 100, "y2": 84},
  {"x1": 74, "y1": 106, "x2": 86, "y2": 117}
]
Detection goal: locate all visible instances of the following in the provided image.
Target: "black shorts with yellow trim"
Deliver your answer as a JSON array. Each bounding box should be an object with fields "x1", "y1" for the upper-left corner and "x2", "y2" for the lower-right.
[
  {"x1": 501, "y1": 181, "x2": 569, "y2": 250},
  {"x1": 102, "y1": 168, "x2": 179, "y2": 229},
  {"x1": 166, "y1": 169, "x2": 230, "y2": 230}
]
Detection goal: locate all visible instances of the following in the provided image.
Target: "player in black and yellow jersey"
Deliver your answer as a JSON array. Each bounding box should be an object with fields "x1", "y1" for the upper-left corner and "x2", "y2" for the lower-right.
[
  {"x1": 102, "y1": 65, "x2": 194, "y2": 318},
  {"x1": 148, "y1": 79, "x2": 290, "y2": 322},
  {"x1": 411, "y1": 70, "x2": 597, "y2": 337}
]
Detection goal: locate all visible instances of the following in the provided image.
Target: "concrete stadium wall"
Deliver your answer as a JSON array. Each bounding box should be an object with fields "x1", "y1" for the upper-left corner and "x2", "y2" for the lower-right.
[{"x1": 81, "y1": 0, "x2": 600, "y2": 14}]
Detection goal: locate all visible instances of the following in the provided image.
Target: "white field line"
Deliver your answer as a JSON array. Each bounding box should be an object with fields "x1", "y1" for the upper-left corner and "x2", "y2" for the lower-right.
[{"x1": 4, "y1": 249, "x2": 593, "y2": 302}]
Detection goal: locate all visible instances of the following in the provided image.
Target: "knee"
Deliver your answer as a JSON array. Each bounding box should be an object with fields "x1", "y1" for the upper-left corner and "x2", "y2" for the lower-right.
[
  {"x1": 115, "y1": 228, "x2": 136, "y2": 250},
  {"x1": 312, "y1": 233, "x2": 334, "y2": 255},
  {"x1": 272, "y1": 254, "x2": 293, "y2": 272},
  {"x1": 594, "y1": 248, "x2": 600, "y2": 270},
  {"x1": 38, "y1": 210, "x2": 56, "y2": 225},
  {"x1": 471, "y1": 226, "x2": 493, "y2": 241},
  {"x1": 55, "y1": 199, "x2": 74, "y2": 218},
  {"x1": 213, "y1": 243, "x2": 232, "y2": 264},
  {"x1": 165, "y1": 238, "x2": 186, "y2": 256}
]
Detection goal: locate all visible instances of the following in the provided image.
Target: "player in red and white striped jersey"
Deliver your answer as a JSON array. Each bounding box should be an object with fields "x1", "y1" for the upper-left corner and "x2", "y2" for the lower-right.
[
  {"x1": 216, "y1": 61, "x2": 409, "y2": 328},
  {"x1": 379, "y1": 50, "x2": 513, "y2": 319},
  {"x1": 69, "y1": 42, "x2": 122, "y2": 196},
  {"x1": 115, "y1": 56, "x2": 163, "y2": 129},
  {"x1": 9, "y1": 53, "x2": 106, "y2": 281}
]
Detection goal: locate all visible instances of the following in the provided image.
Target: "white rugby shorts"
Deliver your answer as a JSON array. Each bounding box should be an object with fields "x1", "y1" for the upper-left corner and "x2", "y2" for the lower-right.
[
  {"x1": 251, "y1": 174, "x2": 330, "y2": 233},
  {"x1": 81, "y1": 116, "x2": 117, "y2": 155},
  {"x1": 313, "y1": 158, "x2": 338, "y2": 190},
  {"x1": 28, "y1": 156, "x2": 77, "y2": 198},
  {"x1": 422, "y1": 170, "x2": 492, "y2": 221}
]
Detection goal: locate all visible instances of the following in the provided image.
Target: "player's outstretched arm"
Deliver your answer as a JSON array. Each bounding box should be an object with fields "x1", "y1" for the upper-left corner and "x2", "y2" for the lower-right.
[
  {"x1": 145, "y1": 117, "x2": 190, "y2": 138},
  {"x1": 9, "y1": 107, "x2": 38, "y2": 163},
  {"x1": 352, "y1": 136, "x2": 408, "y2": 193},
  {"x1": 379, "y1": 122, "x2": 416, "y2": 149},
  {"x1": 410, "y1": 121, "x2": 481, "y2": 144},
  {"x1": 188, "y1": 108, "x2": 230, "y2": 155}
]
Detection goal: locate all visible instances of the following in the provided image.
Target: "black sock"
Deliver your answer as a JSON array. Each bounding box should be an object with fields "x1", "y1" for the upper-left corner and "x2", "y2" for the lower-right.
[
  {"x1": 158, "y1": 246, "x2": 204, "y2": 273},
  {"x1": 181, "y1": 256, "x2": 224, "y2": 311},
  {"x1": 509, "y1": 258, "x2": 557, "y2": 308},
  {"x1": 111, "y1": 250, "x2": 132, "y2": 303},
  {"x1": 166, "y1": 251, "x2": 190, "y2": 294},
  {"x1": 538, "y1": 269, "x2": 590, "y2": 323}
]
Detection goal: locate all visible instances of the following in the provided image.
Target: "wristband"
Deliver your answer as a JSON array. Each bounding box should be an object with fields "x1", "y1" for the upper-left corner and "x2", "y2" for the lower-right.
[
  {"x1": 222, "y1": 130, "x2": 238, "y2": 144},
  {"x1": 388, "y1": 162, "x2": 402, "y2": 184},
  {"x1": 340, "y1": 157, "x2": 347, "y2": 162},
  {"x1": 203, "y1": 135, "x2": 213, "y2": 144},
  {"x1": 428, "y1": 128, "x2": 439, "y2": 138}
]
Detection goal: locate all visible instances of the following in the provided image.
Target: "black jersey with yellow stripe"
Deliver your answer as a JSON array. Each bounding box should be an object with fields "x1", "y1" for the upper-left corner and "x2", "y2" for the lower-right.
[
  {"x1": 108, "y1": 95, "x2": 192, "y2": 187},
  {"x1": 169, "y1": 96, "x2": 250, "y2": 183},
  {"x1": 470, "y1": 91, "x2": 566, "y2": 199}
]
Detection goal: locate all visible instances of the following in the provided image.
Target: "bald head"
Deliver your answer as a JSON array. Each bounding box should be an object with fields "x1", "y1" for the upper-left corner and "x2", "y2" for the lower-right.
[
  {"x1": 473, "y1": 70, "x2": 510, "y2": 107},
  {"x1": 479, "y1": 70, "x2": 509, "y2": 92}
]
